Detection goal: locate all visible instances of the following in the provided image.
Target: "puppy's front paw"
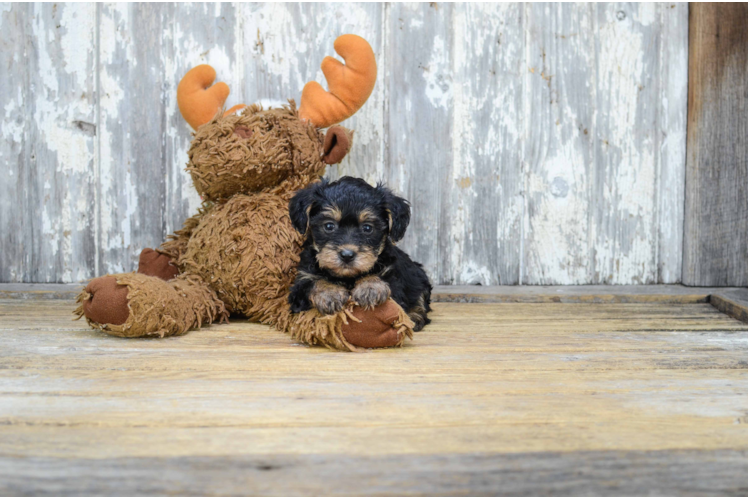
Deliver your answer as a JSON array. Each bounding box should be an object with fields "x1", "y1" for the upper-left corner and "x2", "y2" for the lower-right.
[
  {"x1": 310, "y1": 281, "x2": 350, "y2": 315},
  {"x1": 352, "y1": 276, "x2": 391, "y2": 310}
]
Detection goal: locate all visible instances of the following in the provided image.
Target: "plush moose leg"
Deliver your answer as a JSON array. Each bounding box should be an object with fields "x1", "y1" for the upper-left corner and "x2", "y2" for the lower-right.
[
  {"x1": 269, "y1": 297, "x2": 415, "y2": 352},
  {"x1": 339, "y1": 300, "x2": 415, "y2": 349},
  {"x1": 75, "y1": 273, "x2": 226, "y2": 338},
  {"x1": 137, "y1": 248, "x2": 179, "y2": 281}
]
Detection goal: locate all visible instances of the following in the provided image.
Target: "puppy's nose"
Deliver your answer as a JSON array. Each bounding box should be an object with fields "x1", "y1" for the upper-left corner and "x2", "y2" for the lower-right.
[{"x1": 339, "y1": 249, "x2": 356, "y2": 263}]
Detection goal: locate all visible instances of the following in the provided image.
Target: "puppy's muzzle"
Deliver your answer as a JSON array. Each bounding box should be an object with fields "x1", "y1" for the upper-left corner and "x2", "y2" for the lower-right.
[
  {"x1": 339, "y1": 248, "x2": 356, "y2": 263},
  {"x1": 317, "y1": 244, "x2": 375, "y2": 277}
]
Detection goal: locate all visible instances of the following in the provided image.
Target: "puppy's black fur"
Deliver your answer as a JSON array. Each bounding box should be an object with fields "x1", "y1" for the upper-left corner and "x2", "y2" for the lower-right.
[{"x1": 288, "y1": 176, "x2": 432, "y2": 331}]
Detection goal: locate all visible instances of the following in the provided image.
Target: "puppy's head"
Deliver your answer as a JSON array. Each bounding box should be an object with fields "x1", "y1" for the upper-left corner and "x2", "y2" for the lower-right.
[{"x1": 289, "y1": 176, "x2": 410, "y2": 278}]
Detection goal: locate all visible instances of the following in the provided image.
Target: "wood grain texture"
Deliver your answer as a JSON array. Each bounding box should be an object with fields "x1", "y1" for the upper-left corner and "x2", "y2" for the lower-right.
[
  {"x1": 0, "y1": 4, "x2": 98, "y2": 283},
  {"x1": 0, "y1": 299, "x2": 747, "y2": 494},
  {"x1": 523, "y1": 2, "x2": 596, "y2": 285},
  {"x1": 592, "y1": 4, "x2": 671, "y2": 285},
  {"x1": 0, "y1": 3, "x2": 31, "y2": 282},
  {"x1": 711, "y1": 289, "x2": 748, "y2": 325},
  {"x1": 656, "y1": 3, "x2": 688, "y2": 284},
  {"x1": 0, "y1": 3, "x2": 690, "y2": 285},
  {"x1": 97, "y1": 4, "x2": 169, "y2": 275},
  {"x1": 523, "y1": 3, "x2": 688, "y2": 285},
  {"x1": 439, "y1": 3, "x2": 524, "y2": 285},
  {"x1": 431, "y1": 284, "x2": 722, "y2": 304},
  {"x1": 2, "y1": 450, "x2": 748, "y2": 496},
  {"x1": 0, "y1": 283, "x2": 83, "y2": 300},
  {"x1": 385, "y1": 2, "x2": 452, "y2": 282},
  {"x1": 683, "y1": 3, "x2": 748, "y2": 286},
  {"x1": 31, "y1": 3, "x2": 98, "y2": 284}
]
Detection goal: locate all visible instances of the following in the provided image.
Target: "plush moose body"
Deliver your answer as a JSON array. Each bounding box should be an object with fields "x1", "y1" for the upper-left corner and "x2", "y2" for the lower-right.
[{"x1": 75, "y1": 35, "x2": 415, "y2": 351}]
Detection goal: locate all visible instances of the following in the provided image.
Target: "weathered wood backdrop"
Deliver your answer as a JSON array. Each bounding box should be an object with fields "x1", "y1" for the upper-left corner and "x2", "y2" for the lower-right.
[
  {"x1": 0, "y1": 3, "x2": 691, "y2": 285},
  {"x1": 684, "y1": 3, "x2": 748, "y2": 287}
]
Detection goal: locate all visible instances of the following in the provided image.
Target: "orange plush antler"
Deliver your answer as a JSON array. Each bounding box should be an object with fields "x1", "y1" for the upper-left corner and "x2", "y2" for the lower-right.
[
  {"x1": 177, "y1": 65, "x2": 245, "y2": 130},
  {"x1": 298, "y1": 34, "x2": 377, "y2": 128}
]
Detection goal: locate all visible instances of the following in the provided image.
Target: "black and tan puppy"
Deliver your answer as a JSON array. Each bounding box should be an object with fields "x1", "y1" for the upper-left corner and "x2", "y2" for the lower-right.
[{"x1": 288, "y1": 176, "x2": 432, "y2": 331}]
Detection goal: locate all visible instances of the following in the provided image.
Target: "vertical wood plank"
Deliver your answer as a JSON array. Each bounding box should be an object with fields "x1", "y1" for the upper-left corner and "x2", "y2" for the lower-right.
[
  {"x1": 523, "y1": 3, "x2": 688, "y2": 285},
  {"x1": 656, "y1": 3, "x2": 688, "y2": 284},
  {"x1": 98, "y1": 3, "x2": 169, "y2": 274},
  {"x1": 592, "y1": 3, "x2": 660, "y2": 284},
  {"x1": 163, "y1": 3, "x2": 239, "y2": 236},
  {"x1": 386, "y1": 3, "x2": 452, "y2": 282},
  {"x1": 683, "y1": 3, "x2": 748, "y2": 286},
  {"x1": 239, "y1": 3, "x2": 385, "y2": 184},
  {"x1": 26, "y1": 3, "x2": 97, "y2": 282},
  {"x1": 523, "y1": 3, "x2": 596, "y2": 284},
  {"x1": 440, "y1": 3, "x2": 524, "y2": 285},
  {"x1": 0, "y1": 3, "x2": 31, "y2": 282}
]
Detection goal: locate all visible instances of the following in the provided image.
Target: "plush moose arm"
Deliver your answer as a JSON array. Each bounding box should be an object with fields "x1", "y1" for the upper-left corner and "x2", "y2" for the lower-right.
[
  {"x1": 158, "y1": 205, "x2": 209, "y2": 262},
  {"x1": 131, "y1": 209, "x2": 206, "y2": 281}
]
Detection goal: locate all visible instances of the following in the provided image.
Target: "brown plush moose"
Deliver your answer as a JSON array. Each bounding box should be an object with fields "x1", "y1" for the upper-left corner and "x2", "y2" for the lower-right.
[{"x1": 75, "y1": 35, "x2": 415, "y2": 351}]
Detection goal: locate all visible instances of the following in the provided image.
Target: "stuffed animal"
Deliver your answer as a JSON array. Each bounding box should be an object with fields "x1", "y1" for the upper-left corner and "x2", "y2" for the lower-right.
[{"x1": 74, "y1": 35, "x2": 415, "y2": 351}]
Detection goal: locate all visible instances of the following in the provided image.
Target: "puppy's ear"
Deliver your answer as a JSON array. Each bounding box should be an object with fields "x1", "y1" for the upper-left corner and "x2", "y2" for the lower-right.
[
  {"x1": 289, "y1": 184, "x2": 319, "y2": 235},
  {"x1": 377, "y1": 184, "x2": 411, "y2": 242}
]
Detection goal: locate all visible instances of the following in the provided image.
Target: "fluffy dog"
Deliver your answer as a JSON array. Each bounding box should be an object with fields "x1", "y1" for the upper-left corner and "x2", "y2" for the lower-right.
[{"x1": 288, "y1": 176, "x2": 432, "y2": 331}]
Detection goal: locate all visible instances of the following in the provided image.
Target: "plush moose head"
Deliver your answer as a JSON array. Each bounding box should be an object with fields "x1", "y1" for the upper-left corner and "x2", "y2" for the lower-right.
[{"x1": 176, "y1": 34, "x2": 377, "y2": 201}]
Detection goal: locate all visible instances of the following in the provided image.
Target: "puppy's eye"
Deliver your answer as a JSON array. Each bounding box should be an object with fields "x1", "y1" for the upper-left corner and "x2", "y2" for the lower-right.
[
  {"x1": 362, "y1": 224, "x2": 373, "y2": 234},
  {"x1": 324, "y1": 222, "x2": 336, "y2": 232}
]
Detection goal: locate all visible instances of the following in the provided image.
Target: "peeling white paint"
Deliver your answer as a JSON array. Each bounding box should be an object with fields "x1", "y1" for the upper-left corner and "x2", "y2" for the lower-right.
[
  {"x1": 594, "y1": 3, "x2": 658, "y2": 284},
  {"x1": 98, "y1": 5, "x2": 128, "y2": 256},
  {"x1": 2, "y1": 88, "x2": 25, "y2": 144},
  {"x1": 0, "y1": 3, "x2": 689, "y2": 285},
  {"x1": 656, "y1": 3, "x2": 688, "y2": 284},
  {"x1": 25, "y1": 3, "x2": 97, "y2": 282},
  {"x1": 447, "y1": 6, "x2": 469, "y2": 284},
  {"x1": 423, "y1": 35, "x2": 452, "y2": 110},
  {"x1": 59, "y1": 5, "x2": 95, "y2": 85}
]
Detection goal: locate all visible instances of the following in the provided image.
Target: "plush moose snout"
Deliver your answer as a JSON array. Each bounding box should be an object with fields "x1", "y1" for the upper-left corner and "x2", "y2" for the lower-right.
[{"x1": 321, "y1": 126, "x2": 353, "y2": 165}]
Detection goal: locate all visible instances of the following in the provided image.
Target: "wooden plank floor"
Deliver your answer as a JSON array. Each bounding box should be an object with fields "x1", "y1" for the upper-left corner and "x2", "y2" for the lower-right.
[{"x1": 1, "y1": 298, "x2": 748, "y2": 495}]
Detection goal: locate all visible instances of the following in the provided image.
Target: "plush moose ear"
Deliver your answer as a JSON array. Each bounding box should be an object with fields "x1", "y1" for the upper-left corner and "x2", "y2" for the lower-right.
[
  {"x1": 377, "y1": 184, "x2": 411, "y2": 242},
  {"x1": 289, "y1": 184, "x2": 320, "y2": 235},
  {"x1": 322, "y1": 126, "x2": 354, "y2": 164}
]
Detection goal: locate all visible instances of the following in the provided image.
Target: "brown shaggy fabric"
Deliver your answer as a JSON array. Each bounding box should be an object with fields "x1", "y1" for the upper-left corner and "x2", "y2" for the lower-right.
[
  {"x1": 159, "y1": 205, "x2": 209, "y2": 263},
  {"x1": 177, "y1": 192, "x2": 302, "y2": 314},
  {"x1": 187, "y1": 103, "x2": 326, "y2": 202}
]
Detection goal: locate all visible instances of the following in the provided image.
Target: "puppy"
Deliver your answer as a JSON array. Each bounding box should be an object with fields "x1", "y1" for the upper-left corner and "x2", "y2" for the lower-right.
[{"x1": 288, "y1": 176, "x2": 432, "y2": 331}]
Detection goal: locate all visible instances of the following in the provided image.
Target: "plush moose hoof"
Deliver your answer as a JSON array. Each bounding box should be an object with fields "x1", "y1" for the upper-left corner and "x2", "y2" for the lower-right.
[
  {"x1": 341, "y1": 300, "x2": 407, "y2": 348},
  {"x1": 81, "y1": 276, "x2": 130, "y2": 326},
  {"x1": 137, "y1": 248, "x2": 179, "y2": 281}
]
